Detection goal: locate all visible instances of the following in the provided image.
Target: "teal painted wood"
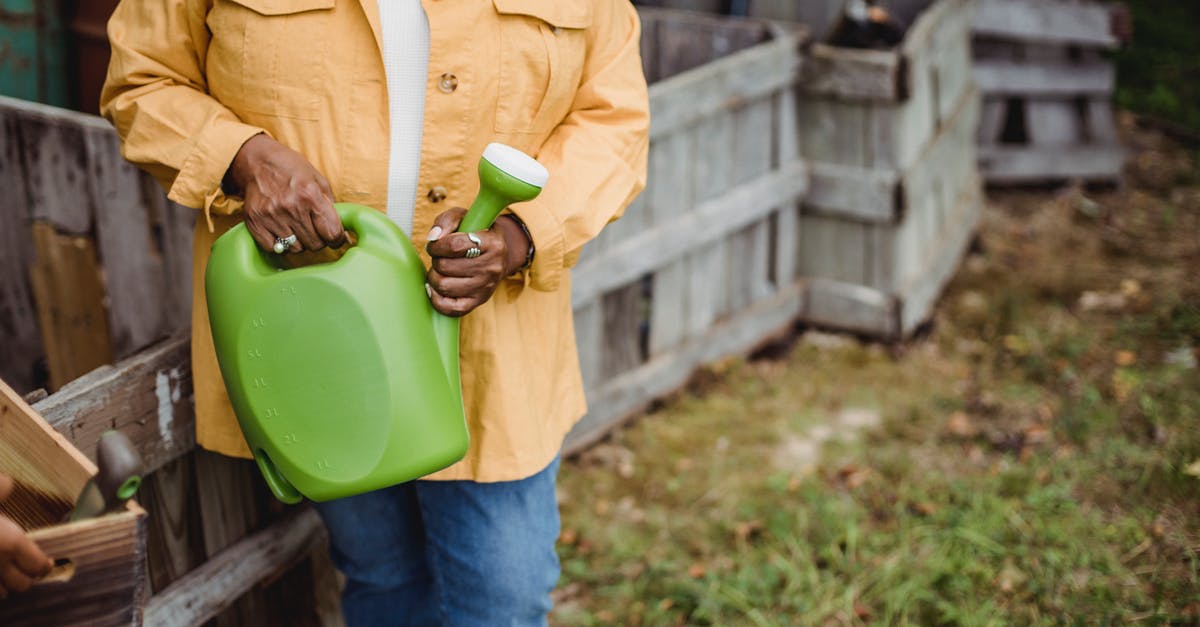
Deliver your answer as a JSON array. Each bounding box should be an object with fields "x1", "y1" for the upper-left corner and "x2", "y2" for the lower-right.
[{"x1": 0, "y1": 0, "x2": 69, "y2": 106}]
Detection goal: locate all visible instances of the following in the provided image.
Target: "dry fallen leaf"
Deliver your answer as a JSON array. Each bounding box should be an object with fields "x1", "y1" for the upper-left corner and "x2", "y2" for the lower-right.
[
  {"x1": 946, "y1": 411, "x2": 980, "y2": 438},
  {"x1": 1115, "y1": 350, "x2": 1137, "y2": 366},
  {"x1": 687, "y1": 562, "x2": 707, "y2": 579},
  {"x1": 854, "y1": 599, "x2": 873, "y2": 620},
  {"x1": 733, "y1": 520, "x2": 765, "y2": 543},
  {"x1": 1183, "y1": 459, "x2": 1200, "y2": 477}
]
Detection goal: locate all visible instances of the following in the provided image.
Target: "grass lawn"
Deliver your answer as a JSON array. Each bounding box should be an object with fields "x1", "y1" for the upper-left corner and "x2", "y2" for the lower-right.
[{"x1": 551, "y1": 117, "x2": 1200, "y2": 625}]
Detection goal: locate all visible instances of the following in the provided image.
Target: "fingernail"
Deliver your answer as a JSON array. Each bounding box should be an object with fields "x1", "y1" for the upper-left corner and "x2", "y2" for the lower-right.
[
  {"x1": 425, "y1": 283, "x2": 433, "y2": 299},
  {"x1": 426, "y1": 226, "x2": 443, "y2": 241}
]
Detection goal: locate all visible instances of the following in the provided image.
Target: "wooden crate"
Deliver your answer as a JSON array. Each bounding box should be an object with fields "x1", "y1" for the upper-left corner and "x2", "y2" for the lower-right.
[
  {"x1": 0, "y1": 379, "x2": 148, "y2": 626},
  {"x1": 792, "y1": 0, "x2": 983, "y2": 339},
  {"x1": 972, "y1": 0, "x2": 1124, "y2": 184},
  {"x1": 564, "y1": 9, "x2": 809, "y2": 451}
]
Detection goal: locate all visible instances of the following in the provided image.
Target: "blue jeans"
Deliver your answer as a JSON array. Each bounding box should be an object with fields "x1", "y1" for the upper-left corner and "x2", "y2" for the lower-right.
[{"x1": 312, "y1": 457, "x2": 561, "y2": 627}]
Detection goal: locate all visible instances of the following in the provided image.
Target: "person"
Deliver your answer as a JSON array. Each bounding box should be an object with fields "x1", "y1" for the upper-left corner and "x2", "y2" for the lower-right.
[
  {"x1": 0, "y1": 473, "x2": 54, "y2": 599},
  {"x1": 101, "y1": 0, "x2": 649, "y2": 624}
]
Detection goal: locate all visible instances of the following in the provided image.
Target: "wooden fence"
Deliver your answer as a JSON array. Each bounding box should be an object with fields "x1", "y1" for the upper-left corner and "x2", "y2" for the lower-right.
[{"x1": 972, "y1": 0, "x2": 1124, "y2": 183}]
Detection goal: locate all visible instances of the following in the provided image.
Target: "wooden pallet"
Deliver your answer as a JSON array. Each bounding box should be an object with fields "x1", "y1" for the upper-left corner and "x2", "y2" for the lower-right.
[
  {"x1": 792, "y1": 0, "x2": 983, "y2": 339},
  {"x1": 973, "y1": 0, "x2": 1124, "y2": 184}
]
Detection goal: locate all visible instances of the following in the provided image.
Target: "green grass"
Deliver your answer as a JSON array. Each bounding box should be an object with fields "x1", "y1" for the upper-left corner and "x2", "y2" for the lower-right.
[
  {"x1": 553, "y1": 145, "x2": 1200, "y2": 624},
  {"x1": 1115, "y1": 1, "x2": 1200, "y2": 133}
]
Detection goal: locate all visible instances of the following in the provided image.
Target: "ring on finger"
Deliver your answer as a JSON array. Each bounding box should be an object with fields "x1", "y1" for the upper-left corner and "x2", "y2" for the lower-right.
[
  {"x1": 464, "y1": 232, "x2": 483, "y2": 259},
  {"x1": 273, "y1": 234, "x2": 299, "y2": 254}
]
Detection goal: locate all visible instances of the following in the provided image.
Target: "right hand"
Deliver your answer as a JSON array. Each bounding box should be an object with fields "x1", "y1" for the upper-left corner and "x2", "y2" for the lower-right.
[
  {"x1": 227, "y1": 134, "x2": 347, "y2": 254},
  {"x1": 0, "y1": 474, "x2": 53, "y2": 598}
]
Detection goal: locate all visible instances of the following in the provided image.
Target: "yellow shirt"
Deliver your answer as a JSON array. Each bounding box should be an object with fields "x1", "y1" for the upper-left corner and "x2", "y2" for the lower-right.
[{"x1": 100, "y1": 0, "x2": 650, "y2": 481}]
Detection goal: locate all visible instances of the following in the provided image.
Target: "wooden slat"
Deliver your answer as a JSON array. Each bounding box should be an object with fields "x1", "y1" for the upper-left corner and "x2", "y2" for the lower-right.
[
  {"x1": 800, "y1": 44, "x2": 903, "y2": 101},
  {"x1": 29, "y1": 223, "x2": 114, "y2": 391},
  {"x1": 86, "y1": 127, "x2": 168, "y2": 359},
  {"x1": 802, "y1": 278, "x2": 899, "y2": 338},
  {"x1": 897, "y1": 182, "x2": 983, "y2": 334},
  {"x1": 648, "y1": 29, "x2": 799, "y2": 140},
  {"x1": 804, "y1": 162, "x2": 900, "y2": 223},
  {"x1": 140, "y1": 454, "x2": 206, "y2": 594},
  {"x1": 726, "y1": 97, "x2": 777, "y2": 312},
  {"x1": 571, "y1": 160, "x2": 809, "y2": 309},
  {"x1": 143, "y1": 508, "x2": 325, "y2": 627},
  {"x1": 0, "y1": 107, "x2": 43, "y2": 393},
  {"x1": 645, "y1": 127, "x2": 693, "y2": 357},
  {"x1": 34, "y1": 337, "x2": 195, "y2": 474},
  {"x1": 978, "y1": 143, "x2": 1125, "y2": 183},
  {"x1": 565, "y1": 282, "x2": 807, "y2": 454},
  {"x1": 974, "y1": 59, "x2": 1115, "y2": 96},
  {"x1": 773, "y1": 86, "x2": 802, "y2": 286},
  {"x1": 972, "y1": 0, "x2": 1119, "y2": 49}
]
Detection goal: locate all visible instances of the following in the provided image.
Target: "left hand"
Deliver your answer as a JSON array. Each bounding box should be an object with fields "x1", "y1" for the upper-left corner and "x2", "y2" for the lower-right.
[{"x1": 425, "y1": 208, "x2": 531, "y2": 317}]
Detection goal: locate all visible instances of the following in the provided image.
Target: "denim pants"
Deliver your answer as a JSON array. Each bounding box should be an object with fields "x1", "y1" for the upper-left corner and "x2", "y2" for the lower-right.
[{"x1": 312, "y1": 457, "x2": 562, "y2": 627}]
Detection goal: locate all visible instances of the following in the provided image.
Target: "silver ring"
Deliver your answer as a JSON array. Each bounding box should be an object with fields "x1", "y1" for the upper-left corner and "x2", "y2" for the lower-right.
[
  {"x1": 273, "y1": 234, "x2": 298, "y2": 254},
  {"x1": 465, "y1": 232, "x2": 483, "y2": 259}
]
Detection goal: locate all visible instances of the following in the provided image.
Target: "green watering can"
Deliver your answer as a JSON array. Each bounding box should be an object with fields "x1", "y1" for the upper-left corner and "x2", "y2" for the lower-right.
[{"x1": 205, "y1": 143, "x2": 548, "y2": 503}]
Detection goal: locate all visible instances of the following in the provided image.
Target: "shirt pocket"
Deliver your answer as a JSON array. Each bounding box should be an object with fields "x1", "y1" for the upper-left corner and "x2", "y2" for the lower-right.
[
  {"x1": 206, "y1": 0, "x2": 336, "y2": 121},
  {"x1": 492, "y1": 0, "x2": 592, "y2": 135}
]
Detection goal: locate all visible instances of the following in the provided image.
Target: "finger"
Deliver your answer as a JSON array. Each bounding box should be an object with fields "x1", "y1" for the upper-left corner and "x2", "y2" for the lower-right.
[
  {"x1": 245, "y1": 201, "x2": 293, "y2": 253},
  {"x1": 244, "y1": 210, "x2": 281, "y2": 253},
  {"x1": 0, "y1": 474, "x2": 12, "y2": 502},
  {"x1": 427, "y1": 270, "x2": 491, "y2": 300},
  {"x1": 425, "y1": 208, "x2": 468, "y2": 246},
  {"x1": 428, "y1": 291, "x2": 480, "y2": 318},
  {"x1": 431, "y1": 254, "x2": 504, "y2": 280},
  {"x1": 12, "y1": 540, "x2": 51, "y2": 578},
  {"x1": 310, "y1": 195, "x2": 346, "y2": 248},
  {"x1": 289, "y1": 183, "x2": 330, "y2": 251},
  {"x1": 1, "y1": 562, "x2": 34, "y2": 594},
  {"x1": 427, "y1": 230, "x2": 505, "y2": 260}
]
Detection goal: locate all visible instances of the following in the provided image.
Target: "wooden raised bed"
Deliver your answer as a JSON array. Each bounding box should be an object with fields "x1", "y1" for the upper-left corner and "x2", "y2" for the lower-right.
[
  {"x1": 972, "y1": 0, "x2": 1124, "y2": 184},
  {"x1": 792, "y1": 0, "x2": 983, "y2": 339},
  {"x1": 565, "y1": 9, "x2": 809, "y2": 450}
]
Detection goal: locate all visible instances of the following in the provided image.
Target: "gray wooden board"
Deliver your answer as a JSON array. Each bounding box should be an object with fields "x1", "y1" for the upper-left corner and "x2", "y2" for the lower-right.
[
  {"x1": 571, "y1": 159, "x2": 809, "y2": 309},
  {"x1": 649, "y1": 7, "x2": 768, "y2": 81},
  {"x1": 800, "y1": 44, "x2": 902, "y2": 101},
  {"x1": 897, "y1": 182, "x2": 983, "y2": 334},
  {"x1": 645, "y1": 129, "x2": 693, "y2": 357},
  {"x1": 34, "y1": 336, "x2": 195, "y2": 474},
  {"x1": 142, "y1": 508, "x2": 324, "y2": 627},
  {"x1": 972, "y1": 0, "x2": 1119, "y2": 49},
  {"x1": 803, "y1": 162, "x2": 900, "y2": 223},
  {"x1": 773, "y1": 87, "x2": 801, "y2": 286},
  {"x1": 144, "y1": 183, "x2": 197, "y2": 336},
  {"x1": 1087, "y1": 98, "x2": 1119, "y2": 143},
  {"x1": 573, "y1": 299, "x2": 604, "y2": 393},
  {"x1": 86, "y1": 127, "x2": 168, "y2": 359},
  {"x1": 564, "y1": 282, "x2": 808, "y2": 455},
  {"x1": 1027, "y1": 99, "x2": 1081, "y2": 145},
  {"x1": 726, "y1": 96, "x2": 776, "y2": 313},
  {"x1": 0, "y1": 107, "x2": 43, "y2": 393},
  {"x1": 600, "y1": 284, "x2": 645, "y2": 382},
  {"x1": 797, "y1": 213, "x2": 870, "y2": 286},
  {"x1": 802, "y1": 278, "x2": 899, "y2": 339},
  {"x1": 978, "y1": 143, "x2": 1125, "y2": 183},
  {"x1": 685, "y1": 110, "x2": 733, "y2": 336},
  {"x1": 140, "y1": 455, "x2": 206, "y2": 594},
  {"x1": 748, "y1": 0, "x2": 841, "y2": 37},
  {"x1": 648, "y1": 30, "x2": 799, "y2": 141},
  {"x1": 195, "y1": 451, "x2": 270, "y2": 627},
  {"x1": 978, "y1": 98, "x2": 1007, "y2": 145},
  {"x1": 974, "y1": 59, "x2": 1115, "y2": 96}
]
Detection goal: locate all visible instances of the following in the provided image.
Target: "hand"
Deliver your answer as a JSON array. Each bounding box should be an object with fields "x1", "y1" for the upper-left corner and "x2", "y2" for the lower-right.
[
  {"x1": 425, "y1": 209, "x2": 531, "y2": 317},
  {"x1": 227, "y1": 134, "x2": 347, "y2": 254},
  {"x1": 0, "y1": 474, "x2": 53, "y2": 598}
]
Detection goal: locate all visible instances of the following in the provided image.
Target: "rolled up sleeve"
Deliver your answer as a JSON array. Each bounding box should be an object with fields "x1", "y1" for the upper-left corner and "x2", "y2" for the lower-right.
[{"x1": 100, "y1": 0, "x2": 266, "y2": 224}]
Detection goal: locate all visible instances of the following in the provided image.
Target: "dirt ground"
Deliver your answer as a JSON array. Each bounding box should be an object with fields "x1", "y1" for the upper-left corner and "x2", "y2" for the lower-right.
[{"x1": 551, "y1": 113, "x2": 1200, "y2": 625}]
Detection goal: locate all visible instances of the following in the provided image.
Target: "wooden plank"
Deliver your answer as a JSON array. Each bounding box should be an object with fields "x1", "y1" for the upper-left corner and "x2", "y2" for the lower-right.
[
  {"x1": 802, "y1": 278, "x2": 899, "y2": 339},
  {"x1": 797, "y1": 99, "x2": 872, "y2": 168},
  {"x1": 29, "y1": 223, "x2": 114, "y2": 391},
  {"x1": 1086, "y1": 98, "x2": 1119, "y2": 143},
  {"x1": 645, "y1": 130, "x2": 693, "y2": 357},
  {"x1": 571, "y1": 159, "x2": 809, "y2": 309},
  {"x1": 800, "y1": 44, "x2": 903, "y2": 101},
  {"x1": 972, "y1": 0, "x2": 1119, "y2": 49},
  {"x1": 651, "y1": 7, "x2": 768, "y2": 79},
  {"x1": 804, "y1": 162, "x2": 900, "y2": 223},
  {"x1": 564, "y1": 282, "x2": 808, "y2": 454},
  {"x1": 1027, "y1": 99, "x2": 1081, "y2": 146},
  {"x1": 0, "y1": 505, "x2": 148, "y2": 627},
  {"x1": 0, "y1": 106, "x2": 43, "y2": 393},
  {"x1": 34, "y1": 336, "x2": 195, "y2": 474},
  {"x1": 0, "y1": 378, "x2": 95, "y2": 527},
  {"x1": 573, "y1": 299, "x2": 605, "y2": 393},
  {"x1": 978, "y1": 98, "x2": 1006, "y2": 145},
  {"x1": 140, "y1": 454, "x2": 206, "y2": 594},
  {"x1": 648, "y1": 30, "x2": 799, "y2": 140},
  {"x1": 773, "y1": 87, "x2": 801, "y2": 286},
  {"x1": 974, "y1": 59, "x2": 1115, "y2": 96},
  {"x1": 142, "y1": 508, "x2": 325, "y2": 627},
  {"x1": 897, "y1": 182, "x2": 982, "y2": 334},
  {"x1": 600, "y1": 284, "x2": 645, "y2": 382},
  {"x1": 86, "y1": 127, "x2": 168, "y2": 359},
  {"x1": 726, "y1": 97, "x2": 777, "y2": 312},
  {"x1": 195, "y1": 451, "x2": 271, "y2": 627},
  {"x1": 144, "y1": 186, "x2": 196, "y2": 334},
  {"x1": 978, "y1": 143, "x2": 1125, "y2": 183}
]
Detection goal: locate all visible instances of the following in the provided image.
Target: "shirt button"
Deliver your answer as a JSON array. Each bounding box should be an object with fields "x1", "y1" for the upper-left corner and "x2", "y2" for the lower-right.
[
  {"x1": 438, "y1": 73, "x2": 458, "y2": 94},
  {"x1": 427, "y1": 186, "x2": 448, "y2": 203}
]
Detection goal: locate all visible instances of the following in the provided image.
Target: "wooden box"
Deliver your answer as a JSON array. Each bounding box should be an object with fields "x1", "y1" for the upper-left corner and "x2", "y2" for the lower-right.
[
  {"x1": 793, "y1": 0, "x2": 983, "y2": 338},
  {"x1": 0, "y1": 379, "x2": 148, "y2": 626},
  {"x1": 972, "y1": 0, "x2": 1124, "y2": 184},
  {"x1": 564, "y1": 9, "x2": 810, "y2": 450}
]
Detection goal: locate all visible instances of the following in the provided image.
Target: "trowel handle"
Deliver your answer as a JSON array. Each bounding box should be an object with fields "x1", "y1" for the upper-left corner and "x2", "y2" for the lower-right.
[{"x1": 95, "y1": 430, "x2": 142, "y2": 511}]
